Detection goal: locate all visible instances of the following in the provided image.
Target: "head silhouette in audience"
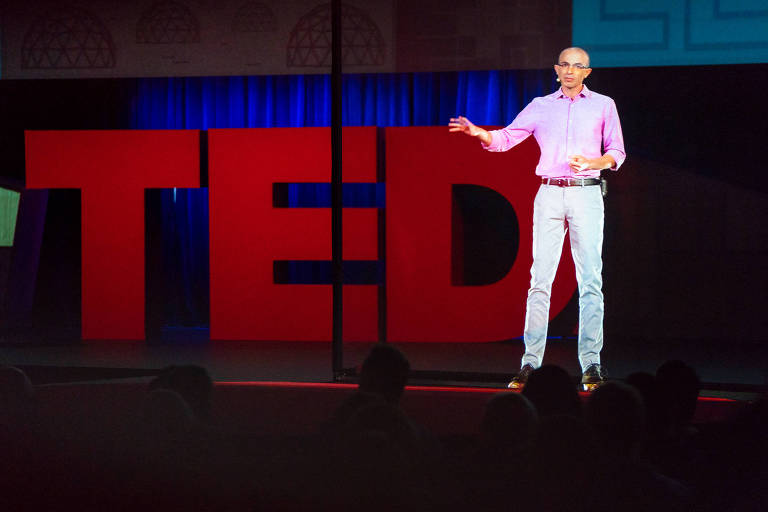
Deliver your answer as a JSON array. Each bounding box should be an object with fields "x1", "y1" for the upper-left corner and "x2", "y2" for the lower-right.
[
  {"x1": 521, "y1": 364, "x2": 582, "y2": 418},
  {"x1": 534, "y1": 414, "x2": 595, "y2": 511},
  {"x1": 359, "y1": 344, "x2": 410, "y2": 403},
  {"x1": 329, "y1": 394, "x2": 423, "y2": 510},
  {"x1": 626, "y1": 371, "x2": 667, "y2": 442},
  {"x1": 335, "y1": 426, "x2": 414, "y2": 511},
  {"x1": 480, "y1": 392, "x2": 538, "y2": 457},
  {"x1": 656, "y1": 360, "x2": 700, "y2": 436},
  {"x1": 585, "y1": 381, "x2": 645, "y2": 460}
]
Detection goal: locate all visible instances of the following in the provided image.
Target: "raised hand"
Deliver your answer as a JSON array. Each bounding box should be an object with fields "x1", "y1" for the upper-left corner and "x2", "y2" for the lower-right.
[
  {"x1": 448, "y1": 116, "x2": 491, "y2": 145},
  {"x1": 448, "y1": 116, "x2": 477, "y2": 136}
]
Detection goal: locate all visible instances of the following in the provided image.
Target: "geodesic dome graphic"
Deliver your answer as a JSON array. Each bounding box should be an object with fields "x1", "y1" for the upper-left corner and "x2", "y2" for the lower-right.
[
  {"x1": 21, "y1": 7, "x2": 116, "y2": 69},
  {"x1": 287, "y1": 3, "x2": 386, "y2": 67},
  {"x1": 137, "y1": 1, "x2": 200, "y2": 44},
  {"x1": 233, "y1": 2, "x2": 277, "y2": 33}
]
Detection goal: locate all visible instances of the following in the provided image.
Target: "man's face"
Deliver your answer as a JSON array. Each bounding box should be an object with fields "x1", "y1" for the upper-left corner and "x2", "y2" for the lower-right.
[{"x1": 554, "y1": 49, "x2": 591, "y2": 91}]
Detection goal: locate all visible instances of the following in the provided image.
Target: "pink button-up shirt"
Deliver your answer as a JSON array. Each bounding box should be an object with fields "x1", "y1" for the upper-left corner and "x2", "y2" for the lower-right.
[{"x1": 483, "y1": 85, "x2": 626, "y2": 179}]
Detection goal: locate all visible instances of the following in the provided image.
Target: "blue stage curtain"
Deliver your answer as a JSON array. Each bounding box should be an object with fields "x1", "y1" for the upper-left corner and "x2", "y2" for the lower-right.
[{"x1": 133, "y1": 70, "x2": 556, "y2": 328}]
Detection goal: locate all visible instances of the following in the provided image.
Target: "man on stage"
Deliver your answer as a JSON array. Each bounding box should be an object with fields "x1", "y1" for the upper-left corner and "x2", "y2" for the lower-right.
[{"x1": 449, "y1": 47, "x2": 626, "y2": 390}]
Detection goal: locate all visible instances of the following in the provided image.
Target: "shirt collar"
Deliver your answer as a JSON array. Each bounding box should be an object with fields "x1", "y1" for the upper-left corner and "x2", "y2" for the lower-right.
[{"x1": 552, "y1": 83, "x2": 592, "y2": 99}]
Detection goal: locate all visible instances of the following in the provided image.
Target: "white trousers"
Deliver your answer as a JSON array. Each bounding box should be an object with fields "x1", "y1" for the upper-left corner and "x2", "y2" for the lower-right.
[{"x1": 522, "y1": 184, "x2": 604, "y2": 372}]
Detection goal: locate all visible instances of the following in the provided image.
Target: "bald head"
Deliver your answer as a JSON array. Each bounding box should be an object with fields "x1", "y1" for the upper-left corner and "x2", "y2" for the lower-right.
[
  {"x1": 554, "y1": 47, "x2": 592, "y2": 97},
  {"x1": 558, "y1": 47, "x2": 590, "y2": 68}
]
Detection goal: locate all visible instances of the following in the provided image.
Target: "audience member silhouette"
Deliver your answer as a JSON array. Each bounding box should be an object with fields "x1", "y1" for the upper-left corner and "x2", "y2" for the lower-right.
[
  {"x1": 345, "y1": 401, "x2": 420, "y2": 450},
  {"x1": 656, "y1": 360, "x2": 700, "y2": 439},
  {"x1": 8, "y1": 356, "x2": 762, "y2": 511},
  {"x1": 460, "y1": 393, "x2": 539, "y2": 512},
  {"x1": 586, "y1": 380, "x2": 645, "y2": 459},
  {"x1": 521, "y1": 364, "x2": 582, "y2": 418},
  {"x1": 122, "y1": 388, "x2": 222, "y2": 510},
  {"x1": 332, "y1": 426, "x2": 417, "y2": 511},
  {"x1": 532, "y1": 414, "x2": 596, "y2": 512},
  {"x1": 479, "y1": 392, "x2": 538, "y2": 458},
  {"x1": 718, "y1": 396, "x2": 768, "y2": 512},
  {"x1": 358, "y1": 343, "x2": 410, "y2": 403},
  {"x1": 319, "y1": 396, "x2": 429, "y2": 509},
  {"x1": 325, "y1": 390, "x2": 387, "y2": 433},
  {"x1": 625, "y1": 371, "x2": 668, "y2": 445},
  {"x1": 585, "y1": 381, "x2": 690, "y2": 511}
]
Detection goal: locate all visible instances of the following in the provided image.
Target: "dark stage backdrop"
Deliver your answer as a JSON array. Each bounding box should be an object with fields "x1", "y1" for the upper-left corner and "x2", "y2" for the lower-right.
[{"x1": 1, "y1": 64, "x2": 768, "y2": 345}]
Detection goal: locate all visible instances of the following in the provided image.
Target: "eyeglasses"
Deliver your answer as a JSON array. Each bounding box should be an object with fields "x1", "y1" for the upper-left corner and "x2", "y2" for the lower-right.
[{"x1": 557, "y1": 62, "x2": 588, "y2": 70}]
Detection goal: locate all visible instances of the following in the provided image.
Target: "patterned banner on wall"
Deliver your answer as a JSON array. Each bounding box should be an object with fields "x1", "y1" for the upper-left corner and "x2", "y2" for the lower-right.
[
  {"x1": 573, "y1": 0, "x2": 768, "y2": 67},
  {"x1": 0, "y1": 0, "x2": 572, "y2": 78}
]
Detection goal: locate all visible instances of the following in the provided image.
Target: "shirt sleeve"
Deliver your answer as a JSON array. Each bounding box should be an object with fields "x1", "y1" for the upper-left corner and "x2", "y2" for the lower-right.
[
  {"x1": 603, "y1": 99, "x2": 626, "y2": 170},
  {"x1": 482, "y1": 100, "x2": 538, "y2": 152}
]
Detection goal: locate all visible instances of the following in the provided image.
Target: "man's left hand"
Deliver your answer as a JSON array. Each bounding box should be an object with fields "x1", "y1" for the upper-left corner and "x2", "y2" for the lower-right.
[
  {"x1": 569, "y1": 154, "x2": 616, "y2": 174},
  {"x1": 568, "y1": 155, "x2": 593, "y2": 174}
]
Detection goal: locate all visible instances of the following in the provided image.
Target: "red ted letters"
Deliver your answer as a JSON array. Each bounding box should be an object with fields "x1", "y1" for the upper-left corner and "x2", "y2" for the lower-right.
[
  {"x1": 25, "y1": 130, "x2": 199, "y2": 340},
  {"x1": 25, "y1": 127, "x2": 576, "y2": 341}
]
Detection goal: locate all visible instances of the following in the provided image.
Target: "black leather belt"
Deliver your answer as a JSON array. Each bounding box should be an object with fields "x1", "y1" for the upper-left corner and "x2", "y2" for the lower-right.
[{"x1": 542, "y1": 178, "x2": 601, "y2": 187}]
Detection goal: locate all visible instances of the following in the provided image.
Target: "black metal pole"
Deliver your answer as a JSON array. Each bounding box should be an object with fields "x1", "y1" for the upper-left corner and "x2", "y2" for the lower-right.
[{"x1": 331, "y1": 0, "x2": 343, "y2": 379}]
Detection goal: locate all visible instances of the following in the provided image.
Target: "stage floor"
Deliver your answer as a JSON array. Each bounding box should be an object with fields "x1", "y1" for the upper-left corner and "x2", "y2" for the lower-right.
[{"x1": 2, "y1": 331, "x2": 766, "y2": 394}]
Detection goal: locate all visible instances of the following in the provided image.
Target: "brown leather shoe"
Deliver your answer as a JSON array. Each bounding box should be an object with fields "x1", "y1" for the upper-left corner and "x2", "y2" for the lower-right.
[
  {"x1": 507, "y1": 364, "x2": 535, "y2": 389},
  {"x1": 581, "y1": 363, "x2": 607, "y2": 391}
]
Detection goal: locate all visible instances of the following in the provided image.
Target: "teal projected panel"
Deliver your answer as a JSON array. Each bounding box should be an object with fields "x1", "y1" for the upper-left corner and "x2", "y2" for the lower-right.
[
  {"x1": 573, "y1": 0, "x2": 768, "y2": 67},
  {"x1": 0, "y1": 188, "x2": 21, "y2": 247}
]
